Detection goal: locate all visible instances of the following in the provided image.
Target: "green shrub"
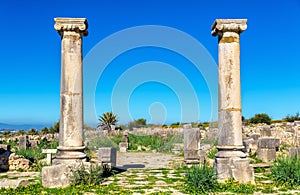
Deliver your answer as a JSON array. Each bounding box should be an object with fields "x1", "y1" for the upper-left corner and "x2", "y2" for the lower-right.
[
  {"x1": 216, "y1": 178, "x2": 256, "y2": 194},
  {"x1": 284, "y1": 112, "x2": 300, "y2": 122},
  {"x1": 270, "y1": 156, "x2": 300, "y2": 187},
  {"x1": 184, "y1": 163, "x2": 217, "y2": 193},
  {"x1": 110, "y1": 134, "x2": 123, "y2": 146},
  {"x1": 69, "y1": 163, "x2": 104, "y2": 185},
  {"x1": 87, "y1": 136, "x2": 118, "y2": 149},
  {"x1": 248, "y1": 113, "x2": 272, "y2": 125},
  {"x1": 15, "y1": 139, "x2": 58, "y2": 161},
  {"x1": 207, "y1": 147, "x2": 218, "y2": 159},
  {"x1": 127, "y1": 134, "x2": 164, "y2": 151}
]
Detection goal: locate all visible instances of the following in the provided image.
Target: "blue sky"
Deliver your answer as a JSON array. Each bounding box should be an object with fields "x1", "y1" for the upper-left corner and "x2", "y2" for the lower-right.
[{"x1": 0, "y1": 0, "x2": 299, "y2": 127}]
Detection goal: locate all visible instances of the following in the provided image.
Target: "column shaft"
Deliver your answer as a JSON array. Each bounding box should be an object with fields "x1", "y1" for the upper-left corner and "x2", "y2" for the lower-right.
[{"x1": 54, "y1": 18, "x2": 88, "y2": 162}]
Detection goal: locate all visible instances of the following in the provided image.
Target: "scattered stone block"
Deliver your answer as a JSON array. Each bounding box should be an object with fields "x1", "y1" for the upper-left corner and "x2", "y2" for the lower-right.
[
  {"x1": 119, "y1": 142, "x2": 128, "y2": 153},
  {"x1": 19, "y1": 136, "x2": 30, "y2": 150},
  {"x1": 250, "y1": 133, "x2": 260, "y2": 141},
  {"x1": 257, "y1": 148, "x2": 276, "y2": 162},
  {"x1": 260, "y1": 126, "x2": 272, "y2": 137},
  {"x1": 288, "y1": 147, "x2": 300, "y2": 158},
  {"x1": 42, "y1": 149, "x2": 57, "y2": 165},
  {"x1": 30, "y1": 140, "x2": 39, "y2": 148},
  {"x1": 184, "y1": 128, "x2": 200, "y2": 163},
  {"x1": 243, "y1": 138, "x2": 255, "y2": 153},
  {"x1": 98, "y1": 147, "x2": 117, "y2": 167},
  {"x1": 8, "y1": 153, "x2": 30, "y2": 171},
  {"x1": 294, "y1": 121, "x2": 300, "y2": 126},
  {"x1": 258, "y1": 138, "x2": 280, "y2": 149}
]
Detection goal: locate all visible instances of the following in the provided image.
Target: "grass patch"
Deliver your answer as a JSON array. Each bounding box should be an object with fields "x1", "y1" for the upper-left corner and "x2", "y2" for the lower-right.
[
  {"x1": 270, "y1": 156, "x2": 300, "y2": 187},
  {"x1": 184, "y1": 163, "x2": 218, "y2": 194}
]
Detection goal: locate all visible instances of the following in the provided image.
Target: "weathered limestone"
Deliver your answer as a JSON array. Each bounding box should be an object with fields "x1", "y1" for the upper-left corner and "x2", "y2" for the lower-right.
[
  {"x1": 212, "y1": 19, "x2": 254, "y2": 183},
  {"x1": 98, "y1": 147, "x2": 117, "y2": 167},
  {"x1": 42, "y1": 149, "x2": 57, "y2": 165},
  {"x1": 53, "y1": 18, "x2": 88, "y2": 163},
  {"x1": 184, "y1": 125, "x2": 200, "y2": 164},
  {"x1": 42, "y1": 162, "x2": 94, "y2": 188},
  {"x1": 119, "y1": 132, "x2": 129, "y2": 152},
  {"x1": 19, "y1": 136, "x2": 30, "y2": 150},
  {"x1": 42, "y1": 18, "x2": 88, "y2": 188},
  {"x1": 257, "y1": 138, "x2": 280, "y2": 162}
]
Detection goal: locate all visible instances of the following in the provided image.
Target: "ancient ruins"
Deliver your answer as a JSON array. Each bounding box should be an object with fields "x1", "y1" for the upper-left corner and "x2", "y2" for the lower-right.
[
  {"x1": 42, "y1": 18, "x2": 89, "y2": 187},
  {"x1": 212, "y1": 19, "x2": 254, "y2": 183}
]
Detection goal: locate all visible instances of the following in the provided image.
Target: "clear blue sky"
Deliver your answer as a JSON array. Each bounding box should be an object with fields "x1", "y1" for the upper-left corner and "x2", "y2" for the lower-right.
[{"x1": 0, "y1": 0, "x2": 299, "y2": 126}]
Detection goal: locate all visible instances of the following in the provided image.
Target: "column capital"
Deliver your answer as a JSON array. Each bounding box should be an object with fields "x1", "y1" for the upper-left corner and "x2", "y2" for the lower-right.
[
  {"x1": 54, "y1": 18, "x2": 88, "y2": 36},
  {"x1": 212, "y1": 19, "x2": 247, "y2": 36}
]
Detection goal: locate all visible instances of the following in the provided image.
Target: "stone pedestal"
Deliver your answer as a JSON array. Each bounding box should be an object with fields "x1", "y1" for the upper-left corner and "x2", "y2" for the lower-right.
[
  {"x1": 98, "y1": 147, "x2": 117, "y2": 167},
  {"x1": 257, "y1": 138, "x2": 280, "y2": 162},
  {"x1": 184, "y1": 127, "x2": 200, "y2": 164},
  {"x1": 212, "y1": 19, "x2": 254, "y2": 183},
  {"x1": 53, "y1": 18, "x2": 88, "y2": 163}
]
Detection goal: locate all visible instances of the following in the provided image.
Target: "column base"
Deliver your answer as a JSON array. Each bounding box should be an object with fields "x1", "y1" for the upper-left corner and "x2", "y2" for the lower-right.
[
  {"x1": 216, "y1": 145, "x2": 246, "y2": 158},
  {"x1": 53, "y1": 146, "x2": 87, "y2": 165},
  {"x1": 42, "y1": 162, "x2": 93, "y2": 188}
]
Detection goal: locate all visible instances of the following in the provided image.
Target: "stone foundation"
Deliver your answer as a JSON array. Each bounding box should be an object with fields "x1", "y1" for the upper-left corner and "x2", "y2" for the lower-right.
[
  {"x1": 42, "y1": 162, "x2": 95, "y2": 188},
  {"x1": 214, "y1": 157, "x2": 254, "y2": 184}
]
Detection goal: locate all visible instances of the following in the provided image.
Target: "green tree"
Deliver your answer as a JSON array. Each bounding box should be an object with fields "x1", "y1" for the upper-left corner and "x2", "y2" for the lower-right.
[
  {"x1": 49, "y1": 121, "x2": 59, "y2": 133},
  {"x1": 40, "y1": 127, "x2": 50, "y2": 134},
  {"x1": 284, "y1": 112, "x2": 300, "y2": 122},
  {"x1": 248, "y1": 113, "x2": 271, "y2": 125},
  {"x1": 97, "y1": 112, "x2": 118, "y2": 132},
  {"x1": 128, "y1": 118, "x2": 147, "y2": 130},
  {"x1": 28, "y1": 128, "x2": 39, "y2": 135}
]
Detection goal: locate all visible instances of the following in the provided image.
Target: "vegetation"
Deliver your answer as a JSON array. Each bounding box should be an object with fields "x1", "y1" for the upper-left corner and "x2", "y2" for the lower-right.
[
  {"x1": 207, "y1": 146, "x2": 218, "y2": 159},
  {"x1": 248, "y1": 113, "x2": 272, "y2": 125},
  {"x1": 69, "y1": 163, "x2": 105, "y2": 185},
  {"x1": 15, "y1": 139, "x2": 58, "y2": 161},
  {"x1": 184, "y1": 163, "x2": 218, "y2": 194},
  {"x1": 128, "y1": 118, "x2": 147, "y2": 130},
  {"x1": 284, "y1": 112, "x2": 300, "y2": 122},
  {"x1": 97, "y1": 112, "x2": 118, "y2": 132},
  {"x1": 270, "y1": 156, "x2": 300, "y2": 187},
  {"x1": 87, "y1": 136, "x2": 119, "y2": 149},
  {"x1": 170, "y1": 122, "x2": 181, "y2": 128},
  {"x1": 49, "y1": 121, "x2": 59, "y2": 133}
]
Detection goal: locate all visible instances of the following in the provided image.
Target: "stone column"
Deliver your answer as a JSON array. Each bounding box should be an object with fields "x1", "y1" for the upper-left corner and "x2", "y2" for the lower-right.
[
  {"x1": 212, "y1": 19, "x2": 254, "y2": 183},
  {"x1": 53, "y1": 18, "x2": 88, "y2": 163}
]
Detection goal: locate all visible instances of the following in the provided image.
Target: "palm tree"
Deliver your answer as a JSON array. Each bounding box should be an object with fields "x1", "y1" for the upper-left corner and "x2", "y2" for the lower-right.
[{"x1": 97, "y1": 112, "x2": 118, "y2": 132}]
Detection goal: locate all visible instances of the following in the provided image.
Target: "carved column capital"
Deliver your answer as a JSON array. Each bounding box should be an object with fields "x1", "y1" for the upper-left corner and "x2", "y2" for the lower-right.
[
  {"x1": 54, "y1": 18, "x2": 88, "y2": 36},
  {"x1": 212, "y1": 19, "x2": 247, "y2": 36}
]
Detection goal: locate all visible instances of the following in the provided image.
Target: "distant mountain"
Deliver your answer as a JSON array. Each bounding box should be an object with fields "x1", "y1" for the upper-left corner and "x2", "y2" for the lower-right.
[{"x1": 0, "y1": 123, "x2": 50, "y2": 131}]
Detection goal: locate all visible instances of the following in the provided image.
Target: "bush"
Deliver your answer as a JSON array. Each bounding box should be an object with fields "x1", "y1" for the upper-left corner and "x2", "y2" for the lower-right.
[
  {"x1": 284, "y1": 112, "x2": 300, "y2": 122},
  {"x1": 248, "y1": 113, "x2": 271, "y2": 125},
  {"x1": 270, "y1": 156, "x2": 300, "y2": 187},
  {"x1": 207, "y1": 146, "x2": 218, "y2": 159},
  {"x1": 127, "y1": 133, "x2": 163, "y2": 151},
  {"x1": 87, "y1": 136, "x2": 118, "y2": 149},
  {"x1": 69, "y1": 163, "x2": 104, "y2": 185},
  {"x1": 184, "y1": 163, "x2": 218, "y2": 193}
]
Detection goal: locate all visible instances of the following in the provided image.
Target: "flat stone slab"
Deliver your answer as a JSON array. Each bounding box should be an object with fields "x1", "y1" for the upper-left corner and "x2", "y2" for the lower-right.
[{"x1": 0, "y1": 171, "x2": 39, "y2": 188}]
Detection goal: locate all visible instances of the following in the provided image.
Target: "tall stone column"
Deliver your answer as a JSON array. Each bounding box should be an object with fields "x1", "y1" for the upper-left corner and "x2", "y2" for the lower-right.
[
  {"x1": 212, "y1": 19, "x2": 254, "y2": 183},
  {"x1": 54, "y1": 18, "x2": 88, "y2": 163}
]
